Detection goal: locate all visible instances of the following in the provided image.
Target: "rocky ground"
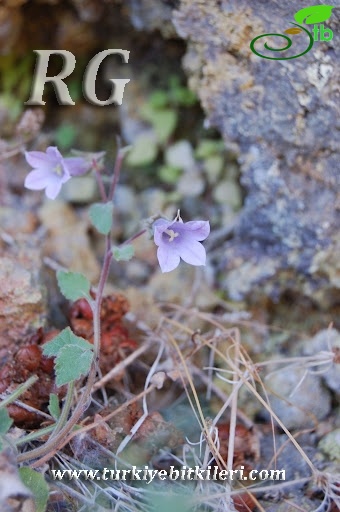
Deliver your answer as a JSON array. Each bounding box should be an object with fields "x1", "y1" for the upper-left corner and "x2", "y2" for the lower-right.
[{"x1": 0, "y1": 1, "x2": 339, "y2": 511}]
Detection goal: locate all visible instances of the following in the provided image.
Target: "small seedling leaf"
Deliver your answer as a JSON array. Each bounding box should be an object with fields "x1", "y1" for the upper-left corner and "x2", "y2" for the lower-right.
[
  {"x1": 171, "y1": 86, "x2": 197, "y2": 107},
  {"x1": 112, "y1": 245, "x2": 135, "y2": 261},
  {"x1": 0, "y1": 408, "x2": 13, "y2": 435},
  {"x1": 148, "y1": 90, "x2": 169, "y2": 109},
  {"x1": 294, "y1": 5, "x2": 334, "y2": 24},
  {"x1": 55, "y1": 123, "x2": 76, "y2": 150},
  {"x1": 55, "y1": 344, "x2": 94, "y2": 387},
  {"x1": 127, "y1": 133, "x2": 158, "y2": 167},
  {"x1": 195, "y1": 139, "x2": 224, "y2": 159},
  {"x1": 57, "y1": 270, "x2": 91, "y2": 301},
  {"x1": 19, "y1": 467, "x2": 49, "y2": 512},
  {"x1": 150, "y1": 109, "x2": 178, "y2": 143},
  {"x1": 158, "y1": 165, "x2": 182, "y2": 184},
  {"x1": 48, "y1": 394, "x2": 61, "y2": 419},
  {"x1": 89, "y1": 202, "x2": 114, "y2": 235}
]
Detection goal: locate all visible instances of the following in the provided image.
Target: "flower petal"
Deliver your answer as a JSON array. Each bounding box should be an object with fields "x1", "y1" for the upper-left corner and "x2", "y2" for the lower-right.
[
  {"x1": 153, "y1": 219, "x2": 173, "y2": 246},
  {"x1": 45, "y1": 179, "x2": 63, "y2": 200},
  {"x1": 157, "y1": 245, "x2": 181, "y2": 272},
  {"x1": 46, "y1": 146, "x2": 63, "y2": 161},
  {"x1": 24, "y1": 169, "x2": 50, "y2": 190},
  {"x1": 178, "y1": 239, "x2": 207, "y2": 266},
  {"x1": 64, "y1": 157, "x2": 90, "y2": 176},
  {"x1": 59, "y1": 163, "x2": 71, "y2": 183},
  {"x1": 178, "y1": 221, "x2": 210, "y2": 241},
  {"x1": 25, "y1": 151, "x2": 54, "y2": 170}
]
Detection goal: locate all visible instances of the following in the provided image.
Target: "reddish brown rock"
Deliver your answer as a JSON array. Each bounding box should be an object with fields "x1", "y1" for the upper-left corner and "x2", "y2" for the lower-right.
[{"x1": 0, "y1": 242, "x2": 46, "y2": 350}]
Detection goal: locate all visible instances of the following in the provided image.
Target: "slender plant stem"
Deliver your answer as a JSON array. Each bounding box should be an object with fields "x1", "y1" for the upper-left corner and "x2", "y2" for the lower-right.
[
  {"x1": 94, "y1": 172, "x2": 107, "y2": 202},
  {"x1": 49, "y1": 383, "x2": 158, "y2": 451},
  {"x1": 227, "y1": 330, "x2": 241, "y2": 475},
  {"x1": 120, "y1": 229, "x2": 147, "y2": 246},
  {"x1": 49, "y1": 381, "x2": 75, "y2": 439},
  {"x1": 17, "y1": 147, "x2": 131, "y2": 466},
  {"x1": 92, "y1": 236, "x2": 112, "y2": 357},
  {"x1": 0, "y1": 375, "x2": 38, "y2": 409},
  {"x1": 92, "y1": 158, "x2": 107, "y2": 202},
  {"x1": 14, "y1": 425, "x2": 55, "y2": 446},
  {"x1": 108, "y1": 142, "x2": 126, "y2": 201},
  {"x1": 18, "y1": 238, "x2": 112, "y2": 464},
  {"x1": 17, "y1": 362, "x2": 97, "y2": 464}
]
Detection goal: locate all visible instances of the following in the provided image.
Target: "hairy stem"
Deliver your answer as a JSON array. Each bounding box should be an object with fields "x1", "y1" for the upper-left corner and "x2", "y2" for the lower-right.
[
  {"x1": 0, "y1": 375, "x2": 38, "y2": 409},
  {"x1": 17, "y1": 147, "x2": 129, "y2": 466},
  {"x1": 17, "y1": 362, "x2": 97, "y2": 465},
  {"x1": 49, "y1": 381, "x2": 75, "y2": 439},
  {"x1": 121, "y1": 229, "x2": 147, "y2": 246}
]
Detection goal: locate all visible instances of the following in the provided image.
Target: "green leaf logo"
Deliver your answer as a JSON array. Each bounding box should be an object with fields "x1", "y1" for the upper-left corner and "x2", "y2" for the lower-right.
[{"x1": 294, "y1": 5, "x2": 334, "y2": 24}]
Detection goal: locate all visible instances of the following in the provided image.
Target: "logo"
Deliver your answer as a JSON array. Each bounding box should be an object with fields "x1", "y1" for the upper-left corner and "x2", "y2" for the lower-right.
[{"x1": 250, "y1": 5, "x2": 334, "y2": 60}]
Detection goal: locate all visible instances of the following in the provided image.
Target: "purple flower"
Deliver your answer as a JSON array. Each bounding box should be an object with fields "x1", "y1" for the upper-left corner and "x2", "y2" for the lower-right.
[
  {"x1": 25, "y1": 146, "x2": 90, "y2": 199},
  {"x1": 153, "y1": 214, "x2": 210, "y2": 272}
]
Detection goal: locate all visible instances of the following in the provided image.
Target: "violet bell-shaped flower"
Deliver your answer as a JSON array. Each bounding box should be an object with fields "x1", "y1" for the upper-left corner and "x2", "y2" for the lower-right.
[
  {"x1": 25, "y1": 146, "x2": 90, "y2": 199},
  {"x1": 153, "y1": 212, "x2": 210, "y2": 272}
]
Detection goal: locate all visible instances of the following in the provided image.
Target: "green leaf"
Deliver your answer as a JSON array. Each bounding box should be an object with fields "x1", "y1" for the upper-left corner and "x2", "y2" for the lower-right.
[
  {"x1": 152, "y1": 109, "x2": 178, "y2": 143},
  {"x1": 48, "y1": 394, "x2": 60, "y2": 419},
  {"x1": 204, "y1": 155, "x2": 224, "y2": 180},
  {"x1": 55, "y1": 344, "x2": 94, "y2": 387},
  {"x1": 0, "y1": 408, "x2": 13, "y2": 434},
  {"x1": 57, "y1": 270, "x2": 91, "y2": 301},
  {"x1": 42, "y1": 328, "x2": 93, "y2": 387},
  {"x1": 89, "y1": 202, "x2": 114, "y2": 235},
  {"x1": 169, "y1": 74, "x2": 181, "y2": 90},
  {"x1": 42, "y1": 327, "x2": 92, "y2": 357},
  {"x1": 19, "y1": 467, "x2": 49, "y2": 512},
  {"x1": 127, "y1": 133, "x2": 158, "y2": 167},
  {"x1": 294, "y1": 5, "x2": 334, "y2": 24},
  {"x1": 148, "y1": 90, "x2": 169, "y2": 109},
  {"x1": 171, "y1": 87, "x2": 197, "y2": 107},
  {"x1": 55, "y1": 123, "x2": 77, "y2": 150},
  {"x1": 158, "y1": 165, "x2": 182, "y2": 184},
  {"x1": 195, "y1": 139, "x2": 224, "y2": 159},
  {"x1": 112, "y1": 245, "x2": 135, "y2": 262},
  {"x1": 141, "y1": 105, "x2": 178, "y2": 143}
]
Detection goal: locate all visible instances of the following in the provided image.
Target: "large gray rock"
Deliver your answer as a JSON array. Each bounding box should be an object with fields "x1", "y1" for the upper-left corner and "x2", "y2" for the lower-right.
[
  {"x1": 173, "y1": 0, "x2": 340, "y2": 303},
  {"x1": 264, "y1": 366, "x2": 332, "y2": 430}
]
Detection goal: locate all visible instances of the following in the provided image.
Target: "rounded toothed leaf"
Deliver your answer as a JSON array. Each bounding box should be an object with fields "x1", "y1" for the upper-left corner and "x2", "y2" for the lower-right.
[
  {"x1": 112, "y1": 245, "x2": 135, "y2": 261},
  {"x1": 42, "y1": 328, "x2": 94, "y2": 386},
  {"x1": 57, "y1": 270, "x2": 92, "y2": 301},
  {"x1": 19, "y1": 467, "x2": 49, "y2": 512},
  {"x1": 55, "y1": 344, "x2": 94, "y2": 387},
  {"x1": 42, "y1": 327, "x2": 92, "y2": 358},
  {"x1": 126, "y1": 133, "x2": 158, "y2": 167},
  {"x1": 89, "y1": 202, "x2": 114, "y2": 235}
]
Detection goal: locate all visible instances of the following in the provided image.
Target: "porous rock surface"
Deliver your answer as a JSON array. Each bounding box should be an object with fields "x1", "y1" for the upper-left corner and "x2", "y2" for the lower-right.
[
  {"x1": 173, "y1": 0, "x2": 340, "y2": 303},
  {"x1": 0, "y1": 242, "x2": 46, "y2": 350}
]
